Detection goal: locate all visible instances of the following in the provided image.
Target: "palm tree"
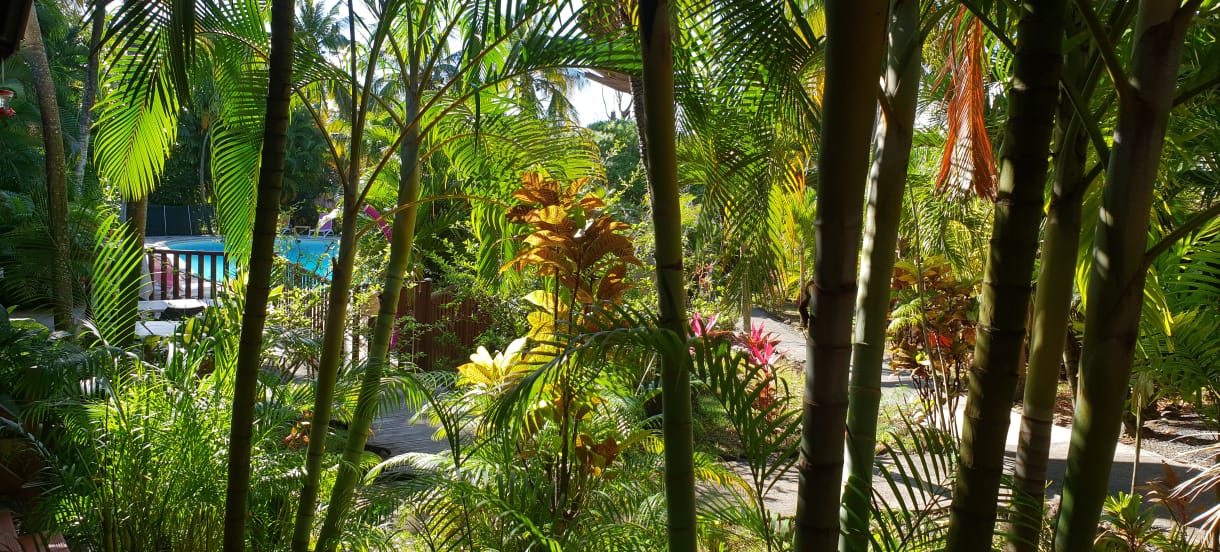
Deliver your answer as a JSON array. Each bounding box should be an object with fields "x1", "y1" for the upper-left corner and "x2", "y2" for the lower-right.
[
  {"x1": 292, "y1": 2, "x2": 636, "y2": 547},
  {"x1": 944, "y1": 1, "x2": 1067, "y2": 548},
  {"x1": 23, "y1": 5, "x2": 73, "y2": 331},
  {"x1": 840, "y1": 2, "x2": 926, "y2": 549},
  {"x1": 313, "y1": 77, "x2": 421, "y2": 552},
  {"x1": 635, "y1": 1, "x2": 698, "y2": 550},
  {"x1": 1006, "y1": 3, "x2": 1134, "y2": 547},
  {"x1": 221, "y1": 0, "x2": 294, "y2": 547},
  {"x1": 793, "y1": 1, "x2": 888, "y2": 549},
  {"x1": 1054, "y1": 2, "x2": 1203, "y2": 549},
  {"x1": 73, "y1": 0, "x2": 108, "y2": 194}
]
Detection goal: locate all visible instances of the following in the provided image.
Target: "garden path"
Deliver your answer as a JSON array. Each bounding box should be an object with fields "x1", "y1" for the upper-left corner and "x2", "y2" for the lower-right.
[
  {"x1": 733, "y1": 308, "x2": 1207, "y2": 525},
  {"x1": 367, "y1": 407, "x2": 447, "y2": 458}
]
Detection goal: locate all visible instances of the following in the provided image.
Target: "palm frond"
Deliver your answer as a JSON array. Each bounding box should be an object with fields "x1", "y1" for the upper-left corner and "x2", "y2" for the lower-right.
[{"x1": 85, "y1": 210, "x2": 145, "y2": 346}]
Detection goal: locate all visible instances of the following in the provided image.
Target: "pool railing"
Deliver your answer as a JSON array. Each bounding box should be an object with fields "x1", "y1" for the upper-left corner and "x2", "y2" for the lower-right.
[
  {"x1": 146, "y1": 248, "x2": 230, "y2": 300},
  {"x1": 145, "y1": 247, "x2": 330, "y2": 301}
]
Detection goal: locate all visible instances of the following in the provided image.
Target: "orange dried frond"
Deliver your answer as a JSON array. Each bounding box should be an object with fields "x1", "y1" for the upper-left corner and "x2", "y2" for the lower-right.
[{"x1": 935, "y1": 7, "x2": 998, "y2": 201}]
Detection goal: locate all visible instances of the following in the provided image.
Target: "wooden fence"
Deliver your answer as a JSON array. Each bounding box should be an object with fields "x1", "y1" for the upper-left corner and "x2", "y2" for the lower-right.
[{"x1": 395, "y1": 279, "x2": 492, "y2": 371}]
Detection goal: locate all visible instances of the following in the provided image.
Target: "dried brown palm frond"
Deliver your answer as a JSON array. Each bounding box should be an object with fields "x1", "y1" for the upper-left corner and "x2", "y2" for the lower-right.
[{"x1": 934, "y1": 7, "x2": 998, "y2": 202}]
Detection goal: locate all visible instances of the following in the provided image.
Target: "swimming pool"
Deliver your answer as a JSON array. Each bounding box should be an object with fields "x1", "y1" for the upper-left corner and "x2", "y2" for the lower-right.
[{"x1": 154, "y1": 236, "x2": 337, "y2": 280}]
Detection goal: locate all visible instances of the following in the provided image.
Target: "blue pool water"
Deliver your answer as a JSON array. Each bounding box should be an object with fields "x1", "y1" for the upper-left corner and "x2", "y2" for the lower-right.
[{"x1": 158, "y1": 237, "x2": 337, "y2": 281}]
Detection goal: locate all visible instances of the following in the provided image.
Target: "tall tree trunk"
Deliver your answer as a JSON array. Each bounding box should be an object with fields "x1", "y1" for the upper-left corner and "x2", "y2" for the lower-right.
[
  {"x1": 1063, "y1": 326, "x2": 1080, "y2": 401},
  {"x1": 945, "y1": 2, "x2": 1066, "y2": 549},
  {"x1": 839, "y1": 2, "x2": 922, "y2": 549},
  {"x1": 315, "y1": 92, "x2": 421, "y2": 552},
  {"x1": 639, "y1": 2, "x2": 696, "y2": 550},
  {"x1": 1054, "y1": 2, "x2": 1200, "y2": 549},
  {"x1": 23, "y1": 8, "x2": 73, "y2": 331},
  {"x1": 741, "y1": 253, "x2": 752, "y2": 331},
  {"x1": 74, "y1": 0, "x2": 108, "y2": 195},
  {"x1": 1007, "y1": 15, "x2": 1092, "y2": 550},
  {"x1": 629, "y1": 74, "x2": 650, "y2": 172},
  {"x1": 793, "y1": 1, "x2": 887, "y2": 549},
  {"x1": 291, "y1": 5, "x2": 369, "y2": 546},
  {"x1": 289, "y1": 204, "x2": 359, "y2": 551},
  {"x1": 221, "y1": 0, "x2": 293, "y2": 549}
]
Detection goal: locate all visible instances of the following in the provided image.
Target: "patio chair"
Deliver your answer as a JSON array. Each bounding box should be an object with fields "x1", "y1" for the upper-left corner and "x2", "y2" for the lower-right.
[
  {"x1": 316, "y1": 217, "x2": 335, "y2": 237},
  {"x1": 150, "y1": 255, "x2": 183, "y2": 299}
]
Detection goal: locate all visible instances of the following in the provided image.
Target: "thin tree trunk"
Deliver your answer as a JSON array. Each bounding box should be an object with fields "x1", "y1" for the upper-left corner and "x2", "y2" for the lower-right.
[
  {"x1": 741, "y1": 253, "x2": 752, "y2": 331},
  {"x1": 1064, "y1": 327, "x2": 1080, "y2": 402},
  {"x1": 289, "y1": 205, "x2": 359, "y2": 550},
  {"x1": 221, "y1": 0, "x2": 293, "y2": 548},
  {"x1": 120, "y1": 196, "x2": 147, "y2": 346},
  {"x1": 74, "y1": 0, "x2": 108, "y2": 195},
  {"x1": 639, "y1": 2, "x2": 696, "y2": 550},
  {"x1": 24, "y1": 8, "x2": 73, "y2": 331},
  {"x1": 291, "y1": 4, "x2": 368, "y2": 546},
  {"x1": 629, "y1": 74, "x2": 650, "y2": 172},
  {"x1": 1007, "y1": 16, "x2": 1092, "y2": 550},
  {"x1": 839, "y1": 2, "x2": 922, "y2": 549},
  {"x1": 128, "y1": 197, "x2": 147, "y2": 252},
  {"x1": 793, "y1": 1, "x2": 887, "y2": 549},
  {"x1": 1054, "y1": 2, "x2": 1200, "y2": 549},
  {"x1": 945, "y1": 1, "x2": 1066, "y2": 548},
  {"x1": 315, "y1": 92, "x2": 421, "y2": 552}
]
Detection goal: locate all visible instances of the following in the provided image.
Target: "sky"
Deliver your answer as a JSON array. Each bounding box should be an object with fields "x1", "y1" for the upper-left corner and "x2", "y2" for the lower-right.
[
  {"x1": 315, "y1": 0, "x2": 630, "y2": 128},
  {"x1": 569, "y1": 81, "x2": 628, "y2": 127}
]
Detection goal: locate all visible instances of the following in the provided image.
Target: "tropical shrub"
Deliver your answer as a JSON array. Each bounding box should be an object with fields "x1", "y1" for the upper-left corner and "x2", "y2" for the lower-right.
[
  {"x1": 27, "y1": 291, "x2": 319, "y2": 551},
  {"x1": 887, "y1": 257, "x2": 979, "y2": 412},
  {"x1": 358, "y1": 174, "x2": 714, "y2": 549}
]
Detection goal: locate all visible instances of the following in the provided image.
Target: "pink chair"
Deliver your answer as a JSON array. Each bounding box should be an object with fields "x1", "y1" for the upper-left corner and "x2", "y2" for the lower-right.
[
  {"x1": 316, "y1": 218, "x2": 334, "y2": 237},
  {"x1": 150, "y1": 255, "x2": 181, "y2": 298}
]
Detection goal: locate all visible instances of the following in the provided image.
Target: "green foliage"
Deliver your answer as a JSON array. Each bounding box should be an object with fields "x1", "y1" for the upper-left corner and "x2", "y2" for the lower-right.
[
  {"x1": 0, "y1": 191, "x2": 97, "y2": 309},
  {"x1": 1136, "y1": 309, "x2": 1220, "y2": 416},
  {"x1": 4, "y1": 296, "x2": 316, "y2": 551},
  {"x1": 868, "y1": 413, "x2": 959, "y2": 552},
  {"x1": 1093, "y1": 492, "x2": 1191, "y2": 552},
  {"x1": 692, "y1": 339, "x2": 800, "y2": 551},
  {"x1": 588, "y1": 119, "x2": 647, "y2": 221},
  {"x1": 886, "y1": 257, "x2": 979, "y2": 407}
]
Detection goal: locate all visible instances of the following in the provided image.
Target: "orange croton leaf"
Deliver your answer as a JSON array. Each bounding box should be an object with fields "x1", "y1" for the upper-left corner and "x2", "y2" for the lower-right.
[
  {"x1": 513, "y1": 172, "x2": 563, "y2": 206},
  {"x1": 577, "y1": 193, "x2": 606, "y2": 212},
  {"x1": 524, "y1": 229, "x2": 577, "y2": 250},
  {"x1": 506, "y1": 204, "x2": 534, "y2": 223},
  {"x1": 564, "y1": 179, "x2": 589, "y2": 207},
  {"x1": 524, "y1": 205, "x2": 571, "y2": 227},
  {"x1": 579, "y1": 224, "x2": 641, "y2": 269},
  {"x1": 596, "y1": 263, "x2": 633, "y2": 303}
]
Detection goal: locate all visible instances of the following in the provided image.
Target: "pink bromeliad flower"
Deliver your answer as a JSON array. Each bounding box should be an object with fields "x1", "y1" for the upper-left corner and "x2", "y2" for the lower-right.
[
  {"x1": 740, "y1": 322, "x2": 780, "y2": 416},
  {"x1": 743, "y1": 322, "x2": 781, "y2": 368},
  {"x1": 690, "y1": 312, "x2": 719, "y2": 338}
]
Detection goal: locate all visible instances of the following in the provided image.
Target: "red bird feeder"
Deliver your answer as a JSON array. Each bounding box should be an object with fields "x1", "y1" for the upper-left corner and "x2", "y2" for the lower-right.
[{"x1": 0, "y1": 88, "x2": 14, "y2": 118}]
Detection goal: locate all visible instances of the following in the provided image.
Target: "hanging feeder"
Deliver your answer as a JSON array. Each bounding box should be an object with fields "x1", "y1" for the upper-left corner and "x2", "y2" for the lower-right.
[{"x1": 0, "y1": 87, "x2": 13, "y2": 118}]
